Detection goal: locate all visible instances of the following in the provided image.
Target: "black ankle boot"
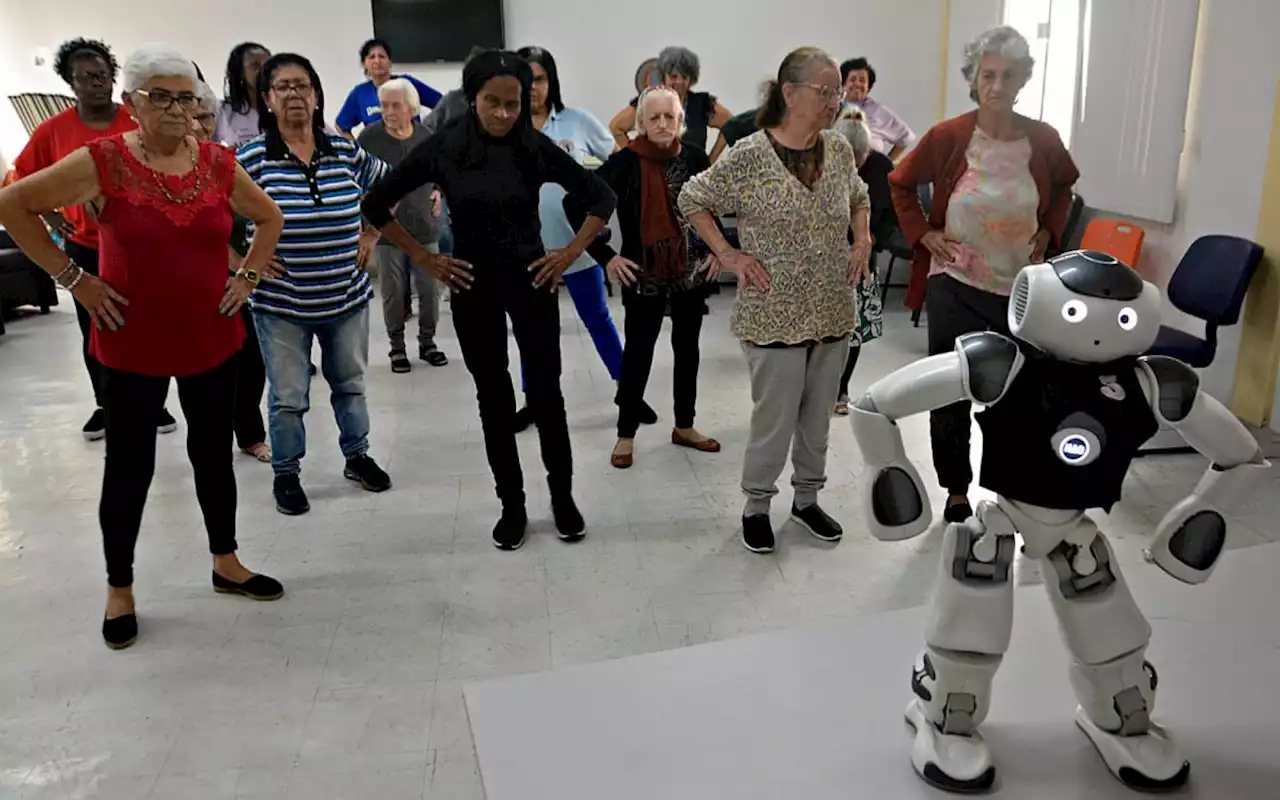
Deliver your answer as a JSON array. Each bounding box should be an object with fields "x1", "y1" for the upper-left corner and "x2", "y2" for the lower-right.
[{"x1": 493, "y1": 506, "x2": 529, "y2": 551}]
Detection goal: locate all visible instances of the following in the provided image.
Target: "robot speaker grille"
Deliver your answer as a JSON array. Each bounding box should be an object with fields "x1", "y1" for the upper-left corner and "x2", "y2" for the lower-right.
[{"x1": 1011, "y1": 275, "x2": 1030, "y2": 326}]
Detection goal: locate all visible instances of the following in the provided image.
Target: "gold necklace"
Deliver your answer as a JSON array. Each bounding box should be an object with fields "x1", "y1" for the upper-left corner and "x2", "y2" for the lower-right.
[{"x1": 137, "y1": 136, "x2": 203, "y2": 204}]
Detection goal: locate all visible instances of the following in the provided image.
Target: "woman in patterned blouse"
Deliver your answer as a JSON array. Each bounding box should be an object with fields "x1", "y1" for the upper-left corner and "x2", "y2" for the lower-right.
[{"x1": 679, "y1": 46, "x2": 872, "y2": 555}]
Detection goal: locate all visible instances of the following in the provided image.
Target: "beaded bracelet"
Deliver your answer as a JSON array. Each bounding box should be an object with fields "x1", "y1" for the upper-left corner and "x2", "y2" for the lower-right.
[
  {"x1": 58, "y1": 264, "x2": 85, "y2": 291},
  {"x1": 53, "y1": 258, "x2": 79, "y2": 287}
]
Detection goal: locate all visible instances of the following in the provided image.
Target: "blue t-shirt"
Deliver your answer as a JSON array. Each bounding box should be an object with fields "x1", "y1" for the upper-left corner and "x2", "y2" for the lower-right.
[
  {"x1": 537, "y1": 107, "x2": 616, "y2": 275},
  {"x1": 335, "y1": 75, "x2": 443, "y2": 132}
]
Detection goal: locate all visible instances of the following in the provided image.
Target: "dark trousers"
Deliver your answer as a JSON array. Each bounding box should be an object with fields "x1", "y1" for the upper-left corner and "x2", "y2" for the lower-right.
[
  {"x1": 838, "y1": 343, "x2": 861, "y2": 398},
  {"x1": 451, "y1": 275, "x2": 572, "y2": 507},
  {"x1": 99, "y1": 357, "x2": 239, "y2": 587},
  {"x1": 63, "y1": 240, "x2": 105, "y2": 407},
  {"x1": 617, "y1": 287, "x2": 705, "y2": 438},
  {"x1": 925, "y1": 273, "x2": 1011, "y2": 495},
  {"x1": 233, "y1": 307, "x2": 267, "y2": 450}
]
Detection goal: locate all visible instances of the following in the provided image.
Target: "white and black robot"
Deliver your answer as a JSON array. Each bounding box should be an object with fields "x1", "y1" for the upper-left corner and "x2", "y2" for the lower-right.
[{"x1": 851, "y1": 250, "x2": 1269, "y2": 793}]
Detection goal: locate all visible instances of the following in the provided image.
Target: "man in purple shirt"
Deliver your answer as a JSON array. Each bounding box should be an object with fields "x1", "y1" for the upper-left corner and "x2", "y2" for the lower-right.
[{"x1": 841, "y1": 57, "x2": 916, "y2": 161}]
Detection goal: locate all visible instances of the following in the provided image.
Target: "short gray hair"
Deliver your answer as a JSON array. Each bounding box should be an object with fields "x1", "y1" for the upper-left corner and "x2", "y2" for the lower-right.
[
  {"x1": 378, "y1": 77, "x2": 421, "y2": 112},
  {"x1": 961, "y1": 26, "x2": 1035, "y2": 101},
  {"x1": 121, "y1": 42, "x2": 198, "y2": 93},
  {"x1": 834, "y1": 109, "x2": 872, "y2": 160},
  {"x1": 657, "y1": 46, "x2": 700, "y2": 84},
  {"x1": 195, "y1": 80, "x2": 218, "y2": 112}
]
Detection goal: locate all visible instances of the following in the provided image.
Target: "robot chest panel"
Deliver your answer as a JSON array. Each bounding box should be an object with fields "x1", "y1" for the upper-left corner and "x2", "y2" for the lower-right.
[{"x1": 991, "y1": 370, "x2": 1137, "y2": 467}]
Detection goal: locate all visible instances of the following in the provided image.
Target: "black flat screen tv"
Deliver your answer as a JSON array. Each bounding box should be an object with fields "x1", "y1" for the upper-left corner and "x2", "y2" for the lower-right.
[{"x1": 371, "y1": 0, "x2": 505, "y2": 63}]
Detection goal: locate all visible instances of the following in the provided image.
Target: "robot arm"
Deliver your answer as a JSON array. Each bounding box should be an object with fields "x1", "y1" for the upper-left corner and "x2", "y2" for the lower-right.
[
  {"x1": 852, "y1": 332, "x2": 1024, "y2": 540},
  {"x1": 1137, "y1": 356, "x2": 1271, "y2": 584}
]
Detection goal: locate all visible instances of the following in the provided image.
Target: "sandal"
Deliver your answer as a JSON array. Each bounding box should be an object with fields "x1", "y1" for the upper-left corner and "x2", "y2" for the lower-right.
[
  {"x1": 834, "y1": 396, "x2": 850, "y2": 416},
  {"x1": 242, "y1": 442, "x2": 271, "y2": 462},
  {"x1": 390, "y1": 353, "x2": 411, "y2": 373},
  {"x1": 421, "y1": 348, "x2": 448, "y2": 367},
  {"x1": 611, "y1": 439, "x2": 634, "y2": 469}
]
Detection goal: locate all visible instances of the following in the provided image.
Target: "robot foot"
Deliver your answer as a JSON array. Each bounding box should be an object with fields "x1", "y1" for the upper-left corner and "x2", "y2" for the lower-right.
[
  {"x1": 1075, "y1": 707, "x2": 1190, "y2": 792},
  {"x1": 904, "y1": 698, "x2": 996, "y2": 794}
]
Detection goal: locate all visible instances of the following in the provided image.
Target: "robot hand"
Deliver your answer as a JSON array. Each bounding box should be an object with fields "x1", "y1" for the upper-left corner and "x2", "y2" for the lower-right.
[{"x1": 1146, "y1": 461, "x2": 1270, "y2": 584}]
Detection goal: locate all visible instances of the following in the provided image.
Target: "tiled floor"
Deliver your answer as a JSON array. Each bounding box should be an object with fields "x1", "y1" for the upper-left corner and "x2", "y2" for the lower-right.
[{"x1": 0, "y1": 287, "x2": 1276, "y2": 799}]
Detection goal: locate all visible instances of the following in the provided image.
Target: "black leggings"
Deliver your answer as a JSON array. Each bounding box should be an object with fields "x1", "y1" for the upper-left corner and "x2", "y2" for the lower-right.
[
  {"x1": 100, "y1": 357, "x2": 239, "y2": 587},
  {"x1": 63, "y1": 240, "x2": 105, "y2": 407},
  {"x1": 451, "y1": 274, "x2": 572, "y2": 508},
  {"x1": 233, "y1": 307, "x2": 267, "y2": 450},
  {"x1": 925, "y1": 273, "x2": 1011, "y2": 495},
  {"x1": 617, "y1": 287, "x2": 705, "y2": 438},
  {"x1": 837, "y1": 343, "x2": 861, "y2": 399}
]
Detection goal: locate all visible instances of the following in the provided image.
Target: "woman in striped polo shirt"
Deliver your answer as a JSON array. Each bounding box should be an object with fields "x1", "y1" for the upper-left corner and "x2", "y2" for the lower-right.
[{"x1": 237, "y1": 52, "x2": 392, "y2": 516}]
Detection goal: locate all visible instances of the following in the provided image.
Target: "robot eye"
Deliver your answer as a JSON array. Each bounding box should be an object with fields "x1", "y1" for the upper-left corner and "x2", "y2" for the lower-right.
[
  {"x1": 1118, "y1": 307, "x2": 1139, "y2": 331},
  {"x1": 1061, "y1": 299, "x2": 1089, "y2": 323}
]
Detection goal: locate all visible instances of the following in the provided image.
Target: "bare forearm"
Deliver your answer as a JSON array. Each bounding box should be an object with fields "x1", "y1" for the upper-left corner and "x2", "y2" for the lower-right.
[
  {"x1": 240, "y1": 217, "x2": 283, "y2": 276},
  {"x1": 852, "y1": 206, "x2": 871, "y2": 244},
  {"x1": 567, "y1": 216, "x2": 606, "y2": 257},
  {"x1": 688, "y1": 211, "x2": 732, "y2": 256},
  {"x1": 1, "y1": 209, "x2": 70, "y2": 277},
  {"x1": 379, "y1": 220, "x2": 435, "y2": 264}
]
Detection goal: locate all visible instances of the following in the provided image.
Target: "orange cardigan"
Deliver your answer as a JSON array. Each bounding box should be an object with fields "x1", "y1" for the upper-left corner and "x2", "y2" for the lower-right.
[{"x1": 889, "y1": 110, "x2": 1080, "y2": 311}]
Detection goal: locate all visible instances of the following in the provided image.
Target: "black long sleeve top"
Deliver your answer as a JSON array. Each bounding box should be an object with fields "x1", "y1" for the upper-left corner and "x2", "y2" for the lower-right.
[{"x1": 361, "y1": 115, "x2": 617, "y2": 273}]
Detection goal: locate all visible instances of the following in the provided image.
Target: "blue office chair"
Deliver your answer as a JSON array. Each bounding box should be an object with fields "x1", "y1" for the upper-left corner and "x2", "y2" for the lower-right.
[
  {"x1": 1147, "y1": 235, "x2": 1264, "y2": 367},
  {"x1": 1138, "y1": 234, "x2": 1263, "y2": 456}
]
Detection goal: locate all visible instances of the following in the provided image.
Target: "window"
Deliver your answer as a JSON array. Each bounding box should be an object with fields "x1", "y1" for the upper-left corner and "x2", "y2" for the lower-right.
[{"x1": 1002, "y1": 0, "x2": 1084, "y2": 147}]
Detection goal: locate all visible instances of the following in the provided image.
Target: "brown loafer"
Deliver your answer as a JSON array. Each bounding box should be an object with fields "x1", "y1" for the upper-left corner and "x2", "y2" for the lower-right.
[
  {"x1": 671, "y1": 429, "x2": 721, "y2": 453},
  {"x1": 611, "y1": 449, "x2": 633, "y2": 469}
]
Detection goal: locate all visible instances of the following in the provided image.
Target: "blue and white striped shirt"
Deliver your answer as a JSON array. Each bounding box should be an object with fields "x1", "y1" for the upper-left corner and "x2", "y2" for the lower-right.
[{"x1": 237, "y1": 131, "x2": 389, "y2": 321}]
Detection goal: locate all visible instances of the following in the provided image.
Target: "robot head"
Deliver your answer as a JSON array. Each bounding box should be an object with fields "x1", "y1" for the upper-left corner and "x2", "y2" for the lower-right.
[{"x1": 1008, "y1": 250, "x2": 1162, "y2": 363}]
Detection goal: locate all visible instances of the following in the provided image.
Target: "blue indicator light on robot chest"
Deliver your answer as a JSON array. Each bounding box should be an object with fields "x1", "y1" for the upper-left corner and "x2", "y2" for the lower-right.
[{"x1": 1059, "y1": 436, "x2": 1090, "y2": 462}]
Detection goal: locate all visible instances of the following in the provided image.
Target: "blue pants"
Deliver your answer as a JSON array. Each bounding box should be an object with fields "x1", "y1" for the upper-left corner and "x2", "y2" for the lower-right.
[
  {"x1": 521, "y1": 265, "x2": 622, "y2": 391},
  {"x1": 254, "y1": 304, "x2": 371, "y2": 477}
]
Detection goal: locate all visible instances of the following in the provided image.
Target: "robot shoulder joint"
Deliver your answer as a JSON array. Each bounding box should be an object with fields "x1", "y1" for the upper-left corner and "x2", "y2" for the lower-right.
[
  {"x1": 1137, "y1": 355, "x2": 1200, "y2": 422},
  {"x1": 956, "y1": 332, "x2": 1022, "y2": 405}
]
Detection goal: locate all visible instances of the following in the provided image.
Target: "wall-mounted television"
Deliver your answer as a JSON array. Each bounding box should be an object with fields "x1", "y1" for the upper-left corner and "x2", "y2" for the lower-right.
[{"x1": 371, "y1": 0, "x2": 505, "y2": 63}]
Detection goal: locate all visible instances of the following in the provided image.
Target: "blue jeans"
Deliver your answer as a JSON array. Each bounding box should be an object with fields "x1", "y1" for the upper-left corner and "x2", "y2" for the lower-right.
[
  {"x1": 254, "y1": 304, "x2": 371, "y2": 477},
  {"x1": 521, "y1": 265, "x2": 622, "y2": 391}
]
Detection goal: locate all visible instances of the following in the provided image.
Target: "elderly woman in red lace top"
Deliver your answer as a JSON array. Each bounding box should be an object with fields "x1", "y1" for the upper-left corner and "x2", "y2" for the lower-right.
[{"x1": 0, "y1": 43, "x2": 285, "y2": 650}]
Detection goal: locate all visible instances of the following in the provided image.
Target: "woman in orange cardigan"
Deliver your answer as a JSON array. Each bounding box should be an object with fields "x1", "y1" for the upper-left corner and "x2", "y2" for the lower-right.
[{"x1": 888, "y1": 25, "x2": 1079, "y2": 523}]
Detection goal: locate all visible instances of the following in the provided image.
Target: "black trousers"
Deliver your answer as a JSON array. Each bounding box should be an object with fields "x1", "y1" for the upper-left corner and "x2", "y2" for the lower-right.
[
  {"x1": 63, "y1": 240, "x2": 105, "y2": 407},
  {"x1": 838, "y1": 343, "x2": 862, "y2": 398},
  {"x1": 233, "y1": 306, "x2": 267, "y2": 449},
  {"x1": 617, "y1": 287, "x2": 705, "y2": 438},
  {"x1": 925, "y1": 273, "x2": 1011, "y2": 495},
  {"x1": 100, "y1": 357, "x2": 239, "y2": 587},
  {"x1": 451, "y1": 274, "x2": 572, "y2": 508}
]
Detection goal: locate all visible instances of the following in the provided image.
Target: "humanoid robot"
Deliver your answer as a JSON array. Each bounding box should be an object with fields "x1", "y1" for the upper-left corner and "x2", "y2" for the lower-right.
[{"x1": 850, "y1": 250, "x2": 1269, "y2": 793}]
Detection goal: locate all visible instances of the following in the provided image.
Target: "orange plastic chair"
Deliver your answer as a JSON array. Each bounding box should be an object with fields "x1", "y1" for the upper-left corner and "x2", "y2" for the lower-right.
[{"x1": 1079, "y1": 219, "x2": 1146, "y2": 269}]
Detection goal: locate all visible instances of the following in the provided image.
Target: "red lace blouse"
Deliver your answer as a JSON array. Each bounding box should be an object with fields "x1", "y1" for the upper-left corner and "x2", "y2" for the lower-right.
[{"x1": 86, "y1": 135, "x2": 244, "y2": 377}]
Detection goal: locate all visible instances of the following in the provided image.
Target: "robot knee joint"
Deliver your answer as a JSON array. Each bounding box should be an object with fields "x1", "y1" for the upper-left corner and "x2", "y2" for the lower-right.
[
  {"x1": 948, "y1": 521, "x2": 1016, "y2": 585},
  {"x1": 1047, "y1": 534, "x2": 1117, "y2": 599}
]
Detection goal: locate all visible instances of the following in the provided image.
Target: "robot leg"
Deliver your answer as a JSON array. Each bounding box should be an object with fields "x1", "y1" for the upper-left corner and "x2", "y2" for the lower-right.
[
  {"x1": 1039, "y1": 523, "x2": 1190, "y2": 791},
  {"x1": 907, "y1": 500, "x2": 1017, "y2": 793}
]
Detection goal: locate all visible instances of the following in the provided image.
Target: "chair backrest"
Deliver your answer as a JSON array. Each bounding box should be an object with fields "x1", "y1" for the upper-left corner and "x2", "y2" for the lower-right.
[
  {"x1": 8, "y1": 94, "x2": 75, "y2": 136},
  {"x1": 1167, "y1": 235, "x2": 1264, "y2": 325},
  {"x1": 1079, "y1": 218, "x2": 1146, "y2": 269},
  {"x1": 1060, "y1": 194, "x2": 1086, "y2": 249}
]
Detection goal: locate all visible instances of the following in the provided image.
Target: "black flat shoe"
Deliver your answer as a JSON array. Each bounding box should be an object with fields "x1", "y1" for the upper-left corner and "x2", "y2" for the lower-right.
[
  {"x1": 102, "y1": 614, "x2": 138, "y2": 650},
  {"x1": 213, "y1": 571, "x2": 284, "y2": 601},
  {"x1": 943, "y1": 500, "x2": 974, "y2": 523}
]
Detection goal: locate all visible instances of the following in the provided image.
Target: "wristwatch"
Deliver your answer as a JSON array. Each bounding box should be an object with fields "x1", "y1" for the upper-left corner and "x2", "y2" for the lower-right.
[{"x1": 235, "y1": 267, "x2": 261, "y2": 286}]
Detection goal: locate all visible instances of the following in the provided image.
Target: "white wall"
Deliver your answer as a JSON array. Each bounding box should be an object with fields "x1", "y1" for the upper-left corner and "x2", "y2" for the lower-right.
[
  {"x1": 943, "y1": 0, "x2": 1004, "y2": 119},
  {"x1": 0, "y1": 0, "x2": 944, "y2": 165}
]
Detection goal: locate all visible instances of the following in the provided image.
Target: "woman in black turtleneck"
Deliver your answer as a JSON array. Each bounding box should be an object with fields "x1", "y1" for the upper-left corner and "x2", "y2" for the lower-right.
[{"x1": 362, "y1": 50, "x2": 616, "y2": 551}]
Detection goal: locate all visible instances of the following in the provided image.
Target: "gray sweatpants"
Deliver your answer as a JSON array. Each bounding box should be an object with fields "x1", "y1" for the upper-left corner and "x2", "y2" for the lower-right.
[
  {"x1": 741, "y1": 337, "x2": 850, "y2": 516},
  {"x1": 374, "y1": 243, "x2": 440, "y2": 355}
]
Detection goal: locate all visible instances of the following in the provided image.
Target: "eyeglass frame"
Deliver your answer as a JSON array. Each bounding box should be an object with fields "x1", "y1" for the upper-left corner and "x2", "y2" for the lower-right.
[
  {"x1": 270, "y1": 81, "x2": 315, "y2": 97},
  {"x1": 789, "y1": 82, "x2": 847, "y2": 103},
  {"x1": 133, "y1": 88, "x2": 200, "y2": 112}
]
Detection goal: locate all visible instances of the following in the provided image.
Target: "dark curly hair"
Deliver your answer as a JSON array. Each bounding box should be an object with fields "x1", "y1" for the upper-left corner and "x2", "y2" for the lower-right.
[
  {"x1": 224, "y1": 42, "x2": 269, "y2": 114},
  {"x1": 53, "y1": 38, "x2": 118, "y2": 85}
]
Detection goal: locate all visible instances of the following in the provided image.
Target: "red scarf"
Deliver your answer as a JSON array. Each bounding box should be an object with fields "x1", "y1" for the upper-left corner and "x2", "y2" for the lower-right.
[{"x1": 627, "y1": 136, "x2": 686, "y2": 279}]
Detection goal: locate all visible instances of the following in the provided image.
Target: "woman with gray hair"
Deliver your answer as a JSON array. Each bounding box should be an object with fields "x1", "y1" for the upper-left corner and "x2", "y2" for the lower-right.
[
  {"x1": 889, "y1": 25, "x2": 1079, "y2": 526},
  {"x1": 0, "y1": 43, "x2": 287, "y2": 649},
  {"x1": 680, "y1": 46, "x2": 872, "y2": 554},
  {"x1": 608, "y1": 46, "x2": 733, "y2": 156}
]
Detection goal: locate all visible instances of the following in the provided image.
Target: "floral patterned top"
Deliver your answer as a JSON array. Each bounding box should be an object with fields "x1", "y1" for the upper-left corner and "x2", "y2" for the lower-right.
[
  {"x1": 929, "y1": 128, "x2": 1041, "y2": 296},
  {"x1": 678, "y1": 129, "x2": 870, "y2": 346}
]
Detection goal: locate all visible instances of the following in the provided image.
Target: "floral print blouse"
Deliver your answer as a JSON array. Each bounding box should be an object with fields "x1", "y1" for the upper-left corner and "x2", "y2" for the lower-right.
[{"x1": 678, "y1": 129, "x2": 870, "y2": 346}]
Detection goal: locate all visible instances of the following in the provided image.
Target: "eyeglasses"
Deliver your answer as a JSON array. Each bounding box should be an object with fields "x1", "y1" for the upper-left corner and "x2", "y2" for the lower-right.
[
  {"x1": 72, "y1": 71, "x2": 111, "y2": 87},
  {"x1": 135, "y1": 89, "x2": 199, "y2": 111},
  {"x1": 194, "y1": 112, "x2": 217, "y2": 126},
  {"x1": 271, "y1": 82, "x2": 314, "y2": 97},
  {"x1": 793, "y1": 83, "x2": 847, "y2": 103}
]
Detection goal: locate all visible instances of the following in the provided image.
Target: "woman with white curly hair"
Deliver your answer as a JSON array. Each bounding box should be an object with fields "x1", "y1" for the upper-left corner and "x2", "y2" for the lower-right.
[
  {"x1": 888, "y1": 25, "x2": 1079, "y2": 525},
  {"x1": 0, "y1": 43, "x2": 286, "y2": 649}
]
